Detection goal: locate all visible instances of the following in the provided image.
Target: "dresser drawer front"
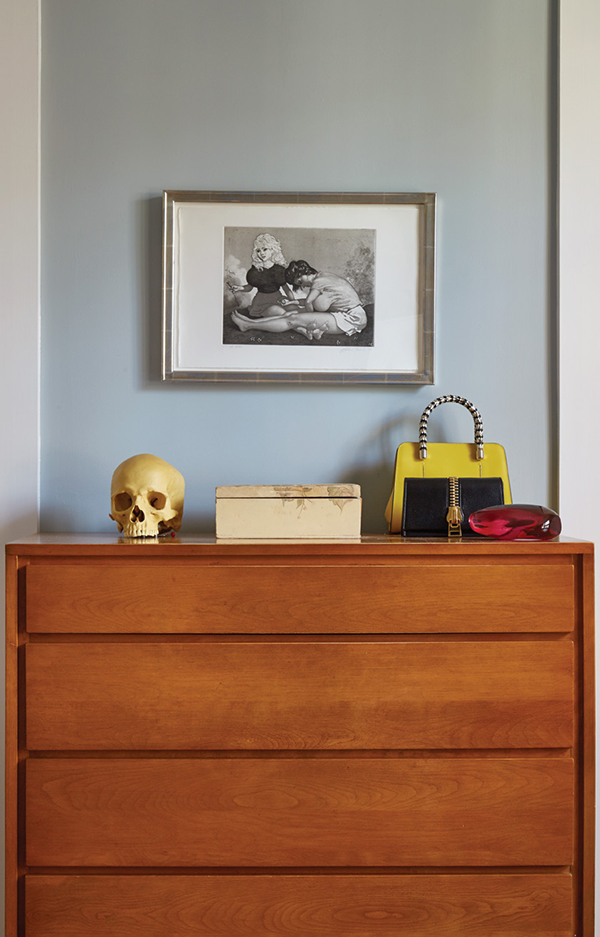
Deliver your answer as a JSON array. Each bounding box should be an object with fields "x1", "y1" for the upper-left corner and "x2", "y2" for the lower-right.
[
  {"x1": 25, "y1": 873, "x2": 573, "y2": 937},
  {"x1": 26, "y1": 757, "x2": 573, "y2": 867},
  {"x1": 26, "y1": 641, "x2": 574, "y2": 750},
  {"x1": 25, "y1": 562, "x2": 575, "y2": 633}
]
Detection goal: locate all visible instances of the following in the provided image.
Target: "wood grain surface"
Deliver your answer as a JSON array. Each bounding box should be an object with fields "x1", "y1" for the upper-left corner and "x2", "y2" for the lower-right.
[
  {"x1": 26, "y1": 757, "x2": 574, "y2": 867},
  {"x1": 25, "y1": 641, "x2": 574, "y2": 750},
  {"x1": 8, "y1": 538, "x2": 593, "y2": 936},
  {"x1": 4, "y1": 554, "x2": 20, "y2": 937},
  {"x1": 25, "y1": 562, "x2": 574, "y2": 633},
  {"x1": 25, "y1": 873, "x2": 573, "y2": 936},
  {"x1": 7, "y1": 532, "x2": 594, "y2": 552}
]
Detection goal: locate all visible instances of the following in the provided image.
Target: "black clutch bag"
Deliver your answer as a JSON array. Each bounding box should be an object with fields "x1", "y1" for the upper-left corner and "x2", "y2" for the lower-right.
[{"x1": 401, "y1": 477, "x2": 504, "y2": 537}]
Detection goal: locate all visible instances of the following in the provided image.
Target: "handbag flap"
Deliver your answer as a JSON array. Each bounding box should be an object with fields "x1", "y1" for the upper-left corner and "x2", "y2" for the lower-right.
[{"x1": 401, "y1": 476, "x2": 505, "y2": 537}]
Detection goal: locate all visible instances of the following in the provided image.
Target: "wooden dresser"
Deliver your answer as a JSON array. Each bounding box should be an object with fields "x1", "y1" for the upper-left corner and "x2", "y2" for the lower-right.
[{"x1": 5, "y1": 534, "x2": 595, "y2": 936}]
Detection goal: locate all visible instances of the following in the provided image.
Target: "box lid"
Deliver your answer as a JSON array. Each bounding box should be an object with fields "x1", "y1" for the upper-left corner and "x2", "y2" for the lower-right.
[{"x1": 216, "y1": 484, "x2": 361, "y2": 499}]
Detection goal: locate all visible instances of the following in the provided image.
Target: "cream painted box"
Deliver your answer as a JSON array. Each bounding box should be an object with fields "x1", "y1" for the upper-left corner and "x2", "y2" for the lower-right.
[{"x1": 215, "y1": 484, "x2": 362, "y2": 539}]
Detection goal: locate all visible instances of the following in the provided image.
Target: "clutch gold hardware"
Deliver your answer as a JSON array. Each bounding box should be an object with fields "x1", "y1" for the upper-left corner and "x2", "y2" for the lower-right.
[{"x1": 446, "y1": 477, "x2": 463, "y2": 537}]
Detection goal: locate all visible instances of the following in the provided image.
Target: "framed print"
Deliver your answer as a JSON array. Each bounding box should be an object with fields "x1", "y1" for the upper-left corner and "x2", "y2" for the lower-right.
[{"x1": 162, "y1": 191, "x2": 435, "y2": 384}]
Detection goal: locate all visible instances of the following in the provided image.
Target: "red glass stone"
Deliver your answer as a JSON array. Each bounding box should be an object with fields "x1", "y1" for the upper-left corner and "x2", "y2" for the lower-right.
[{"x1": 468, "y1": 504, "x2": 562, "y2": 540}]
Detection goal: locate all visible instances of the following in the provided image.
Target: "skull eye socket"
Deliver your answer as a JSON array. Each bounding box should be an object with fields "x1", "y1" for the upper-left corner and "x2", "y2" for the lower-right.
[
  {"x1": 149, "y1": 491, "x2": 167, "y2": 510},
  {"x1": 114, "y1": 492, "x2": 133, "y2": 512}
]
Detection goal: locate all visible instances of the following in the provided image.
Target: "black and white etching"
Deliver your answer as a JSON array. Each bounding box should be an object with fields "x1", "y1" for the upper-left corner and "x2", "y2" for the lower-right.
[{"x1": 222, "y1": 227, "x2": 375, "y2": 346}]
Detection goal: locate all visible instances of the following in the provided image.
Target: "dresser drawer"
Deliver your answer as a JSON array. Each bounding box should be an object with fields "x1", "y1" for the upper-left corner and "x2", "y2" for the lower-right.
[
  {"x1": 25, "y1": 873, "x2": 573, "y2": 937},
  {"x1": 26, "y1": 757, "x2": 574, "y2": 867},
  {"x1": 25, "y1": 561, "x2": 574, "y2": 633},
  {"x1": 26, "y1": 640, "x2": 574, "y2": 750}
]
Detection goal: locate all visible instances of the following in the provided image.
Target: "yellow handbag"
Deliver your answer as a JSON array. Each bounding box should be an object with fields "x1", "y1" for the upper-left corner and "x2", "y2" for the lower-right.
[{"x1": 385, "y1": 395, "x2": 512, "y2": 533}]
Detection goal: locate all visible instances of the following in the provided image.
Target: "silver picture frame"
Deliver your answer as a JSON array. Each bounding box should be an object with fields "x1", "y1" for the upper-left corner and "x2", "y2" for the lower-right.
[{"x1": 162, "y1": 190, "x2": 435, "y2": 384}]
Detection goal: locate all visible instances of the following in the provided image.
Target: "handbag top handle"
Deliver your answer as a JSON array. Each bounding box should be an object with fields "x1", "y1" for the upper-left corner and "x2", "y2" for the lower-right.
[{"x1": 419, "y1": 395, "x2": 484, "y2": 460}]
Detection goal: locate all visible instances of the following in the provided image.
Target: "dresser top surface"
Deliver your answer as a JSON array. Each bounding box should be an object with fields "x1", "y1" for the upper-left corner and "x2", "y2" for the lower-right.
[{"x1": 5, "y1": 532, "x2": 594, "y2": 557}]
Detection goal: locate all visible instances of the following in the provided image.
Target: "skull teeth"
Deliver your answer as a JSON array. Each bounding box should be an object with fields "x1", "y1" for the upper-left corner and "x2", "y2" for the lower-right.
[{"x1": 121, "y1": 520, "x2": 159, "y2": 538}]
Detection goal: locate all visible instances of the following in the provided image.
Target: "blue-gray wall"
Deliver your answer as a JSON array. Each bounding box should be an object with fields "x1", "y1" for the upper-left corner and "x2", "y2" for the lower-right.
[{"x1": 40, "y1": 0, "x2": 554, "y2": 534}]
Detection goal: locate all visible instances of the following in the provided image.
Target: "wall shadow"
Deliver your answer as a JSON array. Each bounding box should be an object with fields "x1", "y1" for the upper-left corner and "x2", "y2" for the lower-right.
[{"x1": 139, "y1": 195, "x2": 163, "y2": 386}]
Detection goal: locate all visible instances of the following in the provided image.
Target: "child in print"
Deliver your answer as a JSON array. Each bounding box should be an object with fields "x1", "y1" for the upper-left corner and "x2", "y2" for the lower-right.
[{"x1": 230, "y1": 260, "x2": 367, "y2": 340}]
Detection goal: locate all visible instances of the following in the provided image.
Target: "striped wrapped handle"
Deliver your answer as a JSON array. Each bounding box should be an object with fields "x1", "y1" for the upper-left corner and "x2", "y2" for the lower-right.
[{"x1": 419, "y1": 395, "x2": 484, "y2": 460}]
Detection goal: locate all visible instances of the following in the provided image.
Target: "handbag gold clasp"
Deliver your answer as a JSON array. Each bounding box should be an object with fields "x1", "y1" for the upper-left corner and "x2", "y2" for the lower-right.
[{"x1": 446, "y1": 477, "x2": 463, "y2": 537}]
